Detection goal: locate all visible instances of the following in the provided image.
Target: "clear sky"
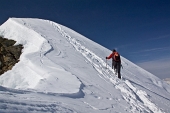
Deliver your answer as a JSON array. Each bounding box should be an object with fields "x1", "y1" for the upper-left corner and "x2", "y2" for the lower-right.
[{"x1": 0, "y1": 0, "x2": 170, "y2": 79}]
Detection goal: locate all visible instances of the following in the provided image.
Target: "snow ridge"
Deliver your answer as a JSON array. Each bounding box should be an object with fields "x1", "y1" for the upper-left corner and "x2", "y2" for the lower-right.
[
  {"x1": 46, "y1": 20, "x2": 165, "y2": 113},
  {"x1": 0, "y1": 18, "x2": 169, "y2": 113},
  {"x1": 0, "y1": 18, "x2": 82, "y2": 94}
]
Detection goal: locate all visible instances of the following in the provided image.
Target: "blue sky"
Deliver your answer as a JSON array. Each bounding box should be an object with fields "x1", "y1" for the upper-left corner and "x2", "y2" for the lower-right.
[{"x1": 0, "y1": 0, "x2": 170, "y2": 79}]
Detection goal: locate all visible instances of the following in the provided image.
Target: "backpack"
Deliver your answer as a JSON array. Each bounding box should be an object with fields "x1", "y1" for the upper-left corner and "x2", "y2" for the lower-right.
[{"x1": 113, "y1": 52, "x2": 120, "y2": 61}]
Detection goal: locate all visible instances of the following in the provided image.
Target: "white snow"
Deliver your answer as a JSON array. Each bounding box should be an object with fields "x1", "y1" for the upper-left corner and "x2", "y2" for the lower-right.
[
  {"x1": 0, "y1": 18, "x2": 169, "y2": 113},
  {"x1": 164, "y1": 78, "x2": 170, "y2": 85}
]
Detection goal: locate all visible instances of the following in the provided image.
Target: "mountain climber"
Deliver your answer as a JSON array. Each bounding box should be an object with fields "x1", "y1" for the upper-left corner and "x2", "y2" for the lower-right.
[{"x1": 106, "y1": 49, "x2": 121, "y2": 79}]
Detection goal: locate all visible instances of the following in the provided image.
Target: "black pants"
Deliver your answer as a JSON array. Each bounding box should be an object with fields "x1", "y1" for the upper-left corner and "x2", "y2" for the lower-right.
[{"x1": 112, "y1": 60, "x2": 121, "y2": 79}]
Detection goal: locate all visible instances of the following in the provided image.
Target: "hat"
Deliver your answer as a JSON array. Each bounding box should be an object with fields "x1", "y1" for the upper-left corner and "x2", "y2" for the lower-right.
[{"x1": 113, "y1": 49, "x2": 116, "y2": 52}]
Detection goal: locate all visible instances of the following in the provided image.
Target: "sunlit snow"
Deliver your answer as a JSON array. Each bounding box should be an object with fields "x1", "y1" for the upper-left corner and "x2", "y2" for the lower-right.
[{"x1": 0, "y1": 18, "x2": 169, "y2": 113}]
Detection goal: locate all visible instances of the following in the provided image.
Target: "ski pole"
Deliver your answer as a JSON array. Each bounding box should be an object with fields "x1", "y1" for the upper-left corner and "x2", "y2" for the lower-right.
[
  {"x1": 106, "y1": 58, "x2": 107, "y2": 69},
  {"x1": 121, "y1": 64, "x2": 123, "y2": 69}
]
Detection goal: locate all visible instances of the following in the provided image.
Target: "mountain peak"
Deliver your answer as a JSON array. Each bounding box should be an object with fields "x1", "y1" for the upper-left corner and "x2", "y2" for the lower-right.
[{"x1": 0, "y1": 18, "x2": 169, "y2": 113}]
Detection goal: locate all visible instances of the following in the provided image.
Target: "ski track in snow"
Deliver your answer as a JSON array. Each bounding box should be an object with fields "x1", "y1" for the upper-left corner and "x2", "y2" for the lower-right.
[
  {"x1": 43, "y1": 20, "x2": 165, "y2": 113},
  {"x1": 0, "y1": 87, "x2": 78, "y2": 113},
  {"x1": 0, "y1": 18, "x2": 169, "y2": 113}
]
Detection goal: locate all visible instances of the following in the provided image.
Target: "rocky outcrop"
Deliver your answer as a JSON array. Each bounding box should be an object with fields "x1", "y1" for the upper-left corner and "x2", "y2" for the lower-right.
[{"x1": 0, "y1": 36, "x2": 23, "y2": 75}]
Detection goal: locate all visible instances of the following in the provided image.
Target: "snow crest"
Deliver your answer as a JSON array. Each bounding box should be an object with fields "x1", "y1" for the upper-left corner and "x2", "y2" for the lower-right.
[
  {"x1": 0, "y1": 18, "x2": 81, "y2": 94},
  {"x1": 46, "y1": 20, "x2": 166, "y2": 113},
  {"x1": 0, "y1": 18, "x2": 169, "y2": 113}
]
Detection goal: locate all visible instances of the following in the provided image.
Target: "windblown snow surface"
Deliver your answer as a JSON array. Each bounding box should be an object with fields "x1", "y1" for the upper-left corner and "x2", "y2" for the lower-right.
[
  {"x1": 0, "y1": 18, "x2": 170, "y2": 113},
  {"x1": 164, "y1": 78, "x2": 170, "y2": 85}
]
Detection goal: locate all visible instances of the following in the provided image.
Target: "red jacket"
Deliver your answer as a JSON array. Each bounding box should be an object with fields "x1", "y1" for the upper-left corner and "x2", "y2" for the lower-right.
[
  {"x1": 107, "y1": 52, "x2": 121, "y2": 62},
  {"x1": 107, "y1": 52, "x2": 114, "y2": 59}
]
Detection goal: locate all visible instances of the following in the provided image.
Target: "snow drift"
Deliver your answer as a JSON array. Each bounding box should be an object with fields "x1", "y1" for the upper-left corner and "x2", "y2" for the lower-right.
[{"x1": 0, "y1": 18, "x2": 169, "y2": 113}]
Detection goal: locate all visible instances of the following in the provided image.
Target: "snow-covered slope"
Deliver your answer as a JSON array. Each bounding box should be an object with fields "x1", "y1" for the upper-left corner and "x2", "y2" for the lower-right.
[
  {"x1": 0, "y1": 18, "x2": 169, "y2": 113},
  {"x1": 164, "y1": 78, "x2": 170, "y2": 85}
]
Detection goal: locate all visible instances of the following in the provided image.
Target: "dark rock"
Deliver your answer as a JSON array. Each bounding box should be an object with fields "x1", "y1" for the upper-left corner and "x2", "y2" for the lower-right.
[
  {"x1": 1, "y1": 39, "x2": 16, "y2": 47},
  {"x1": 0, "y1": 36, "x2": 23, "y2": 75}
]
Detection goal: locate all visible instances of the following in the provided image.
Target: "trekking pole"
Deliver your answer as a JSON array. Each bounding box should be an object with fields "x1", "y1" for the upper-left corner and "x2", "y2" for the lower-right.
[{"x1": 106, "y1": 58, "x2": 107, "y2": 69}]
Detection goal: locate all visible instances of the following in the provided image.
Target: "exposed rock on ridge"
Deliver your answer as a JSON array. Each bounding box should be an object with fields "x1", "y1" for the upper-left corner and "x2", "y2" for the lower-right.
[{"x1": 0, "y1": 36, "x2": 23, "y2": 75}]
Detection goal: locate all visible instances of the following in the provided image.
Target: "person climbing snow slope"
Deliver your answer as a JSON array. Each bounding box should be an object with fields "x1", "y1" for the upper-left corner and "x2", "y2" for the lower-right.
[{"x1": 106, "y1": 49, "x2": 121, "y2": 79}]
